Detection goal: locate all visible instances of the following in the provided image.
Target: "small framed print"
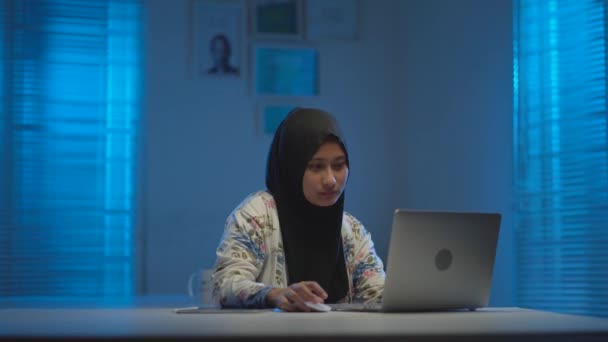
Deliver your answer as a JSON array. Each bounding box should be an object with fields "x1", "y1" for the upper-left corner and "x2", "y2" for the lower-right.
[
  {"x1": 251, "y1": 0, "x2": 304, "y2": 40},
  {"x1": 256, "y1": 101, "x2": 297, "y2": 136},
  {"x1": 306, "y1": 0, "x2": 360, "y2": 41}
]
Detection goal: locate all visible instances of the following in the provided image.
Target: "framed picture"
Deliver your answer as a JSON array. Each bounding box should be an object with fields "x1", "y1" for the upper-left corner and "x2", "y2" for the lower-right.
[
  {"x1": 251, "y1": 0, "x2": 304, "y2": 40},
  {"x1": 306, "y1": 0, "x2": 360, "y2": 41},
  {"x1": 187, "y1": 0, "x2": 245, "y2": 78},
  {"x1": 255, "y1": 101, "x2": 299, "y2": 136},
  {"x1": 253, "y1": 44, "x2": 319, "y2": 96}
]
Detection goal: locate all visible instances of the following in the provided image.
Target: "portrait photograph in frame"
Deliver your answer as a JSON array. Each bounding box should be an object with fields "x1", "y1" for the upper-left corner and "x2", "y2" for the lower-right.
[
  {"x1": 251, "y1": 0, "x2": 304, "y2": 40},
  {"x1": 188, "y1": 0, "x2": 245, "y2": 78}
]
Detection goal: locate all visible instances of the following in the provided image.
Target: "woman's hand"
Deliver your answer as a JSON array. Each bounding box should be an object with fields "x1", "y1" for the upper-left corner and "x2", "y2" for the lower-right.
[{"x1": 266, "y1": 281, "x2": 328, "y2": 312}]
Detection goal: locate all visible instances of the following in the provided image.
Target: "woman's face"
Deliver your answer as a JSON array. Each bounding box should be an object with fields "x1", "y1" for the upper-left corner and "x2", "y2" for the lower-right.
[{"x1": 302, "y1": 142, "x2": 349, "y2": 207}]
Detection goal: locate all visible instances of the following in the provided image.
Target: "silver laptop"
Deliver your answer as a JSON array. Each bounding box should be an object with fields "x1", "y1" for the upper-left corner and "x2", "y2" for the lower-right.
[{"x1": 331, "y1": 209, "x2": 501, "y2": 312}]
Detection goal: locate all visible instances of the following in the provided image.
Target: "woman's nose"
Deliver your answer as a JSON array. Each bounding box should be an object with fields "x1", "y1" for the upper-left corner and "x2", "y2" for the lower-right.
[{"x1": 322, "y1": 170, "x2": 337, "y2": 188}]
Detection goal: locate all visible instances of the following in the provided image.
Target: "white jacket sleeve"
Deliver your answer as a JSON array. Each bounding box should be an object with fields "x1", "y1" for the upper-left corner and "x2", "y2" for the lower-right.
[
  {"x1": 212, "y1": 207, "x2": 272, "y2": 308},
  {"x1": 347, "y1": 216, "x2": 386, "y2": 303}
]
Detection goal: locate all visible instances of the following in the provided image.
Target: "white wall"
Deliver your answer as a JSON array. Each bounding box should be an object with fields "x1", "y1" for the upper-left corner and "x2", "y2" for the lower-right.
[
  {"x1": 142, "y1": 0, "x2": 400, "y2": 294},
  {"x1": 142, "y1": 0, "x2": 514, "y2": 306},
  {"x1": 393, "y1": 0, "x2": 514, "y2": 305}
]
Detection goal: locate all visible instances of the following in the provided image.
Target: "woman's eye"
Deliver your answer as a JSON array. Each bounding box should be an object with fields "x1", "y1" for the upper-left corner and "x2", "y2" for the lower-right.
[
  {"x1": 308, "y1": 163, "x2": 324, "y2": 172},
  {"x1": 332, "y1": 162, "x2": 346, "y2": 171}
]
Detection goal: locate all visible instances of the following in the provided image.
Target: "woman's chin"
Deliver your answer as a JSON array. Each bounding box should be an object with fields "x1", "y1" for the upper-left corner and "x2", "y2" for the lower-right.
[{"x1": 312, "y1": 197, "x2": 339, "y2": 207}]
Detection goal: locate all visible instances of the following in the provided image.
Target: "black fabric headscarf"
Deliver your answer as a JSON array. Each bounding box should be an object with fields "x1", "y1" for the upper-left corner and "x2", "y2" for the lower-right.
[{"x1": 266, "y1": 108, "x2": 349, "y2": 303}]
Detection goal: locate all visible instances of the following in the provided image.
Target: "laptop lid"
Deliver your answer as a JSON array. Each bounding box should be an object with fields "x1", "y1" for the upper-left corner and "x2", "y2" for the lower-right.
[{"x1": 381, "y1": 210, "x2": 501, "y2": 312}]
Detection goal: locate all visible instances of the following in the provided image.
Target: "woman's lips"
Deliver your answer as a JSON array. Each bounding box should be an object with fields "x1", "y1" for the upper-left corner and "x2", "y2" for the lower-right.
[{"x1": 319, "y1": 191, "x2": 338, "y2": 198}]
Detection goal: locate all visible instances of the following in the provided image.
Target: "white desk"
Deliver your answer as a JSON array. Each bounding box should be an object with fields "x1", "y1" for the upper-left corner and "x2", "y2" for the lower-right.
[
  {"x1": 1, "y1": 305, "x2": 607, "y2": 341},
  {"x1": 0, "y1": 296, "x2": 608, "y2": 342}
]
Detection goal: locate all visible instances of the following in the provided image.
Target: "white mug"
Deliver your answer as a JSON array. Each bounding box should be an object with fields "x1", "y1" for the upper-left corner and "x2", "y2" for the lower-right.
[{"x1": 187, "y1": 268, "x2": 215, "y2": 306}]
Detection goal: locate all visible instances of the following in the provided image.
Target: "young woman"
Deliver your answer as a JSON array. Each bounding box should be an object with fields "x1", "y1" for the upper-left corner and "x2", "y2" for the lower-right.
[{"x1": 213, "y1": 108, "x2": 385, "y2": 312}]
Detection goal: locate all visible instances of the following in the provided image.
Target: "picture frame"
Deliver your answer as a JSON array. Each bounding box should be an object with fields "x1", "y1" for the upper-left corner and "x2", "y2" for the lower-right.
[
  {"x1": 306, "y1": 0, "x2": 360, "y2": 41},
  {"x1": 187, "y1": 0, "x2": 246, "y2": 78},
  {"x1": 255, "y1": 101, "x2": 300, "y2": 136},
  {"x1": 251, "y1": 0, "x2": 304, "y2": 40},
  {"x1": 252, "y1": 44, "x2": 319, "y2": 97}
]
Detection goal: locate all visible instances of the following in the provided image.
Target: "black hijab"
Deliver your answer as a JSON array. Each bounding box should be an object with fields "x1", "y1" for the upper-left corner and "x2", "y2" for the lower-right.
[{"x1": 266, "y1": 108, "x2": 349, "y2": 303}]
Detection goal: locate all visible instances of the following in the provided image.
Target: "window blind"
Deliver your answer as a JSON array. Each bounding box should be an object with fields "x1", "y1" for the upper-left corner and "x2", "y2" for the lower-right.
[
  {"x1": 514, "y1": 0, "x2": 608, "y2": 317},
  {"x1": 0, "y1": 0, "x2": 141, "y2": 299}
]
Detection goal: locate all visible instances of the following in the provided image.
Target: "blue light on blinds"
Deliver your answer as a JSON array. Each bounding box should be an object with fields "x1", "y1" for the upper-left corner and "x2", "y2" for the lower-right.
[
  {"x1": 514, "y1": 0, "x2": 608, "y2": 317},
  {"x1": 0, "y1": 0, "x2": 141, "y2": 300}
]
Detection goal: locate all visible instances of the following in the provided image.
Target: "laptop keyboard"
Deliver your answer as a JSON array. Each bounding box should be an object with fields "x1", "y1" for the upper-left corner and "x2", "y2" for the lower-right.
[{"x1": 327, "y1": 302, "x2": 382, "y2": 312}]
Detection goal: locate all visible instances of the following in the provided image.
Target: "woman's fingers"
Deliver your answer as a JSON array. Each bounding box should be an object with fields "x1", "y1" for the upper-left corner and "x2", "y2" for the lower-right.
[
  {"x1": 291, "y1": 282, "x2": 324, "y2": 303},
  {"x1": 268, "y1": 282, "x2": 329, "y2": 312},
  {"x1": 303, "y1": 281, "x2": 328, "y2": 300},
  {"x1": 292, "y1": 281, "x2": 328, "y2": 303},
  {"x1": 291, "y1": 283, "x2": 323, "y2": 303},
  {"x1": 284, "y1": 288, "x2": 311, "y2": 312}
]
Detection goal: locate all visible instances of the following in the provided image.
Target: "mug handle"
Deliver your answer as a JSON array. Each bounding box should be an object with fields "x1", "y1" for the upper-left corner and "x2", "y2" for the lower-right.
[{"x1": 187, "y1": 271, "x2": 198, "y2": 297}]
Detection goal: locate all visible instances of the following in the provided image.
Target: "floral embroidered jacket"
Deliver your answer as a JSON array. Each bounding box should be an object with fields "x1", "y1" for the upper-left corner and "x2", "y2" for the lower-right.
[{"x1": 213, "y1": 191, "x2": 385, "y2": 308}]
